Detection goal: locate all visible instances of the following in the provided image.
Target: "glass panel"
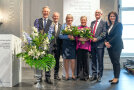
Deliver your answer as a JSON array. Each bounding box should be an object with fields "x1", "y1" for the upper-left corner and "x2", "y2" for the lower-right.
[
  {"x1": 122, "y1": 40, "x2": 134, "y2": 53},
  {"x1": 122, "y1": 0, "x2": 134, "y2": 7},
  {"x1": 122, "y1": 11, "x2": 134, "y2": 24},
  {"x1": 122, "y1": 25, "x2": 134, "y2": 38}
]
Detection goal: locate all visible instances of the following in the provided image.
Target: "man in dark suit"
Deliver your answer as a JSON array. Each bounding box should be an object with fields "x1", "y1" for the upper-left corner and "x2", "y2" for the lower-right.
[
  {"x1": 90, "y1": 9, "x2": 106, "y2": 82},
  {"x1": 48, "y1": 12, "x2": 62, "y2": 80},
  {"x1": 34, "y1": 6, "x2": 52, "y2": 84}
]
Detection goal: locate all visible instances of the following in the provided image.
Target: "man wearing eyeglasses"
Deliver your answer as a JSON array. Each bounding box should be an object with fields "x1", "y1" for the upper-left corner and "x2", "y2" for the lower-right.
[{"x1": 90, "y1": 9, "x2": 107, "y2": 82}]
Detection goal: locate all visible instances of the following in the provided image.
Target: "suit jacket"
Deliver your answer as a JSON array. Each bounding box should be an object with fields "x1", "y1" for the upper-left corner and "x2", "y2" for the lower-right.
[
  {"x1": 50, "y1": 23, "x2": 62, "y2": 54},
  {"x1": 90, "y1": 19, "x2": 107, "y2": 48},
  {"x1": 106, "y1": 22, "x2": 123, "y2": 50},
  {"x1": 34, "y1": 18, "x2": 52, "y2": 34}
]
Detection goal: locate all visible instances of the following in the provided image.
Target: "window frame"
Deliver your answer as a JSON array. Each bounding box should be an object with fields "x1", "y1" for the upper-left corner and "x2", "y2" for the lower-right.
[{"x1": 119, "y1": 0, "x2": 134, "y2": 57}]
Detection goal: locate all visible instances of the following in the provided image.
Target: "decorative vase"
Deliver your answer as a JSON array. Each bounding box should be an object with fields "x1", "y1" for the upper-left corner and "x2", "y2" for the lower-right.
[{"x1": 34, "y1": 69, "x2": 44, "y2": 88}]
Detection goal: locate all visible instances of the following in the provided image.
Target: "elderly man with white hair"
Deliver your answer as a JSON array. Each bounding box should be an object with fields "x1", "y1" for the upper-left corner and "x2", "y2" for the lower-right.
[
  {"x1": 48, "y1": 12, "x2": 62, "y2": 80},
  {"x1": 90, "y1": 9, "x2": 107, "y2": 82},
  {"x1": 34, "y1": 6, "x2": 53, "y2": 84}
]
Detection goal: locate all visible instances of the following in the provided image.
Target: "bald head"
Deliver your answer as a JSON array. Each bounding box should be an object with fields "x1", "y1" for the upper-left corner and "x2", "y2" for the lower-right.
[
  {"x1": 52, "y1": 12, "x2": 60, "y2": 23},
  {"x1": 95, "y1": 9, "x2": 103, "y2": 20}
]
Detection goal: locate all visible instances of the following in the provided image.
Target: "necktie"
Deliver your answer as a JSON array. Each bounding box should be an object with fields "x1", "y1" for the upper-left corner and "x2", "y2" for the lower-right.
[
  {"x1": 44, "y1": 19, "x2": 46, "y2": 28},
  {"x1": 54, "y1": 23, "x2": 57, "y2": 36},
  {"x1": 54, "y1": 23, "x2": 57, "y2": 43},
  {"x1": 93, "y1": 20, "x2": 98, "y2": 37}
]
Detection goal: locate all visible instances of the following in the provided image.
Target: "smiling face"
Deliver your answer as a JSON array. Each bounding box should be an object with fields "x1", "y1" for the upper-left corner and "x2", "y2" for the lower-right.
[
  {"x1": 109, "y1": 13, "x2": 116, "y2": 23},
  {"x1": 52, "y1": 12, "x2": 59, "y2": 23},
  {"x1": 95, "y1": 10, "x2": 102, "y2": 20},
  {"x1": 42, "y1": 7, "x2": 50, "y2": 18},
  {"x1": 66, "y1": 14, "x2": 73, "y2": 25},
  {"x1": 80, "y1": 17, "x2": 87, "y2": 26}
]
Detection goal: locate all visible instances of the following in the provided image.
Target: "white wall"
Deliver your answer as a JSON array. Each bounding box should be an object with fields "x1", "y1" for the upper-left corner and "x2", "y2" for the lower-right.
[
  {"x1": 63, "y1": 0, "x2": 100, "y2": 26},
  {"x1": 0, "y1": 0, "x2": 23, "y2": 37},
  {"x1": 100, "y1": 0, "x2": 118, "y2": 21},
  {"x1": 23, "y1": 0, "x2": 63, "y2": 33}
]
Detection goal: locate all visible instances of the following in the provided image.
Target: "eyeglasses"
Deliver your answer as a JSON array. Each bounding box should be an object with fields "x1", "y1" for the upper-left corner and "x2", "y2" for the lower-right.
[{"x1": 95, "y1": 12, "x2": 101, "y2": 14}]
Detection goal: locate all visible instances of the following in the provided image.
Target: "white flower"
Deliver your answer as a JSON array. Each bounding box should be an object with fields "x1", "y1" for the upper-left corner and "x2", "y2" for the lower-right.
[
  {"x1": 28, "y1": 49, "x2": 34, "y2": 56},
  {"x1": 41, "y1": 51, "x2": 45, "y2": 55},
  {"x1": 33, "y1": 32, "x2": 38, "y2": 37},
  {"x1": 32, "y1": 27, "x2": 38, "y2": 37},
  {"x1": 23, "y1": 32, "x2": 27, "y2": 42},
  {"x1": 44, "y1": 45, "x2": 48, "y2": 50},
  {"x1": 36, "y1": 51, "x2": 41, "y2": 57},
  {"x1": 32, "y1": 27, "x2": 38, "y2": 33}
]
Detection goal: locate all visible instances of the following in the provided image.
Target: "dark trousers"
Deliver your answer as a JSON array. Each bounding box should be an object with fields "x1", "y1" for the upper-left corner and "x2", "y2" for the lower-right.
[
  {"x1": 91, "y1": 46, "x2": 104, "y2": 77},
  {"x1": 54, "y1": 48, "x2": 60, "y2": 76},
  {"x1": 77, "y1": 49, "x2": 90, "y2": 79},
  {"x1": 107, "y1": 48, "x2": 122, "y2": 78}
]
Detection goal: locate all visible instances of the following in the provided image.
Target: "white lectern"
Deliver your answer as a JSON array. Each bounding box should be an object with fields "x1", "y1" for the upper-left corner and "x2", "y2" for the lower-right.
[{"x1": 0, "y1": 34, "x2": 21, "y2": 87}]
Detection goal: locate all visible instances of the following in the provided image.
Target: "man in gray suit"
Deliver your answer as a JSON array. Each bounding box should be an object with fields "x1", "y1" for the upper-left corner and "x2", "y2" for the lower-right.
[
  {"x1": 34, "y1": 6, "x2": 53, "y2": 84},
  {"x1": 90, "y1": 9, "x2": 106, "y2": 82},
  {"x1": 48, "y1": 12, "x2": 62, "y2": 80}
]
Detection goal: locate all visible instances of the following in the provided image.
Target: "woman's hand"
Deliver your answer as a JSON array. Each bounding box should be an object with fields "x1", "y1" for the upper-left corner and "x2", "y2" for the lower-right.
[
  {"x1": 68, "y1": 35, "x2": 75, "y2": 40},
  {"x1": 105, "y1": 42, "x2": 111, "y2": 48},
  {"x1": 78, "y1": 38, "x2": 89, "y2": 41}
]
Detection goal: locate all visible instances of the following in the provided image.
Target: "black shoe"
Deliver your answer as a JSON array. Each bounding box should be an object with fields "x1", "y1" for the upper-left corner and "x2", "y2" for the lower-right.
[
  {"x1": 80, "y1": 78, "x2": 88, "y2": 81},
  {"x1": 45, "y1": 78, "x2": 53, "y2": 84},
  {"x1": 109, "y1": 80, "x2": 113, "y2": 82},
  {"x1": 54, "y1": 76, "x2": 61, "y2": 80},
  {"x1": 111, "y1": 80, "x2": 119, "y2": 84},
  {"x1": 89, "y1": 76, "x2": 97, "y2": 81},
  {"x1": 72, "y1": 77, "x2": 77, "y2": 81},
  {"x1": 65, "y1": 78, "x2": 69, "y2": 81},
  {"x1": 97, "y1": 76, "x2": 101, "y2": 82},
  {"x1": 34, "y1": 78, "x2": 42, "y2": 84}
]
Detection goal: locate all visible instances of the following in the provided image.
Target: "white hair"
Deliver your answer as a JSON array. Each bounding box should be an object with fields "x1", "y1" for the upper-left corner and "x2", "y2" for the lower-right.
[
  {"x1": 95, "y1": 9, "x2": 103, "y2": 14},
  {"x1": 52, "y1": 12, "x2": 60, "y2": 17},
  {"x1": 42, "y1": 6, "x2": 50, "y2": 12}
]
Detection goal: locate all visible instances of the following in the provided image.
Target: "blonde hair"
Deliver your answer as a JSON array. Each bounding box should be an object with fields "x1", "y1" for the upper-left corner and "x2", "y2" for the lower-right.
[
  {"x1": 80, "y1": 16, "x2": 87, "y2": 20},
  {"x1": 42, "y1": 6, "x2": 50, "y2": 12},
  {"x1": 66, "y1": 14, "x2": 73, "y2": 20}
]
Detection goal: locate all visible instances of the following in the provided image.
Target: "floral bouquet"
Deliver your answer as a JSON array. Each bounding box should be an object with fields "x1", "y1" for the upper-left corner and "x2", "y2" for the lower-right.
[
  {"x1": 17, "y1": 27, "x2": 56, "y2": 71},
  {"x1": 78, "y1": 27, "x2": 93, "y2": 44},
  {"x1": 61, "y1": 26, "x2": 80, "y2": 40},
  {"x1": 61, "y1": 25, "x2": 72, "y2": 35}
]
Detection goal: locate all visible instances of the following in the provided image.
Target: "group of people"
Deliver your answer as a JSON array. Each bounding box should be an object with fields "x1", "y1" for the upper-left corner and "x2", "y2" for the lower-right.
[{"x1": 34, "y1": 6, "x2": 123, "y2": 85}]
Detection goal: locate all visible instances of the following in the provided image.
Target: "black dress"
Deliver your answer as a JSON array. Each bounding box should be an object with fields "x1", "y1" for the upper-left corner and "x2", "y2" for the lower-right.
[{"x1": 59, "y1": 23, "x2": 76, "y2": 59}]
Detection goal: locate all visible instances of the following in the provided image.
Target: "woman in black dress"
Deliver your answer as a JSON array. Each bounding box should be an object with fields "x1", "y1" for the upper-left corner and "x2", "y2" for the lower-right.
[{"x1": 59, "y1": 14, "x2": 76, "y2": 80}]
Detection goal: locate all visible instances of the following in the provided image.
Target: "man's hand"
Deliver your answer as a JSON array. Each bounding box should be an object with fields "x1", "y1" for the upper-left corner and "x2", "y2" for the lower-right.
[{"x1": 92, "y1": 38, "x2": 98, "y2": 42}]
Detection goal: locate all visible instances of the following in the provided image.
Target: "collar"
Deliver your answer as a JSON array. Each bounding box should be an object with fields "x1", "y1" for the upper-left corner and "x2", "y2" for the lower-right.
[
  {"x1": 96, "y1": 18, "x2": 101, "y2": 22},
  {"x1": 53, "y1": 22, "x2": 58, "y2": 25},
  {"x1": 43, "y1": 17, "x2": 48, "y2": 21}
]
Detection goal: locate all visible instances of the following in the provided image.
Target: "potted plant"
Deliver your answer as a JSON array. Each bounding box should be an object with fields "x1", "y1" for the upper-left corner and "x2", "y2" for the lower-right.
[{"x1": 17, "y1": 27, "x2": 55, "y2": 88}]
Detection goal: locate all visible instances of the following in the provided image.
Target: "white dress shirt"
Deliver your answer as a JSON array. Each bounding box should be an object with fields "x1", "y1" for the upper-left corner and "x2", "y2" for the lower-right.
[
  {"x1": 93, "y1": 18, "x2": 101, "y2": 34},
  {"x1": 108, "y1": 25, "x2": 113, "y2": 35},
  {"x1": 54, "y1": 22, "x2": 58, "y2": 34}
]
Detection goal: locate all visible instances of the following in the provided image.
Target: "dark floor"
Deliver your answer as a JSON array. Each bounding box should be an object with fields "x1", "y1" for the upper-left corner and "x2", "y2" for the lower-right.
[{"x1": 0, "y1": 68, "x2": 134, "y2": 90}]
